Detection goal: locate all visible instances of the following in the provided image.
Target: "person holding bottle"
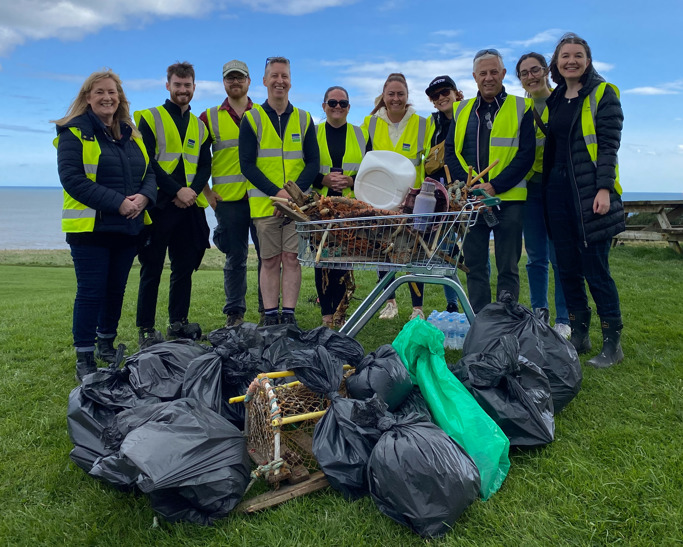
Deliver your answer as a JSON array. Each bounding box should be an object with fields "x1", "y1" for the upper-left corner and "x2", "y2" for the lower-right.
[
  {"x1": 312, "y1": 86, "x2": 368, "y2": 327},
  {"x1": 515, "y1": 53, "x2": 571, "y2": 339},
  {"x1": 543, "y1": 33, "x2": 625, "y2": 367},
  {"x1": 363, "y1": 73, "x2": 428, "y2": 321}
]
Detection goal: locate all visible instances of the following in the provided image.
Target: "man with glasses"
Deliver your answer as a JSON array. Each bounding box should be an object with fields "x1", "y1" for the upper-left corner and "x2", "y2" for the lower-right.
[
  {"x1": 199, "y1": 60, "x2": 264, "y2": 327},
  {"x1": 445, "y1": 49, "x2": 535, "y2": 313},
  {"x1": 239, "y1": 57, "x2": 320, "y2": 326}
]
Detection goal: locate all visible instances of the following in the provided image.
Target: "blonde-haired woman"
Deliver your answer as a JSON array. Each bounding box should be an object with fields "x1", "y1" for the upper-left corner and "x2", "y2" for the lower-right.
[
  {"x1": 53, "y1": 69, "x2": 156, "y2": 380},
  {"x1": 363, "y1": 73, "x2": 428, "y2": 321}
]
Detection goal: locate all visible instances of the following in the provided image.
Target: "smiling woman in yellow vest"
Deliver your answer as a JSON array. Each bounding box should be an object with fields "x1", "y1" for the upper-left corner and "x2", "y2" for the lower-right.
[
  {"x1": 515, "y1": 52, "x2": 570, "y2": 339},
  {"x1": 52, "y1": 70, "x2": 157, "y2": 381},
  {"x1": 542, "y1": 33, "x2": 625, "y2": 368},
  {"x1": 312, "y1": 86, "x2": 368, "y2": 328},
  {"x1": 363, "y1": 73, "x2": 428, "y2": 322}
]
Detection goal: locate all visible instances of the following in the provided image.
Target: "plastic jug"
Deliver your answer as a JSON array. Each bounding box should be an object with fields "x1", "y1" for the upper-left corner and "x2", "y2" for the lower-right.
[
  {"x1": 413, "y1": 181, "x2": 437, "y2": 231},
  {"x1": 355, "y1": 151, "x2": 416, "y2": 211}
]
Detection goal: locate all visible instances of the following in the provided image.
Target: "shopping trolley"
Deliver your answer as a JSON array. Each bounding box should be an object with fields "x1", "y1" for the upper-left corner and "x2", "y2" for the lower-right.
[{"x1": 296, "y1": 192, "x2": 500, "y2": 338}]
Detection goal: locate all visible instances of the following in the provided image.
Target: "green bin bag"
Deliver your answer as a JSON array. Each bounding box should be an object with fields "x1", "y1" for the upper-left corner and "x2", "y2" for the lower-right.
[{"x1": 393, "y1": 319, "x2": 510, "y2": 500}]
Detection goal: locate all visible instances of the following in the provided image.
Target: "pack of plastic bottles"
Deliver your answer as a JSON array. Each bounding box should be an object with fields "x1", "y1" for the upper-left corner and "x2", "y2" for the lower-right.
[{"x1": 427, "y1": 311, "x2": 470, "y2": 350}]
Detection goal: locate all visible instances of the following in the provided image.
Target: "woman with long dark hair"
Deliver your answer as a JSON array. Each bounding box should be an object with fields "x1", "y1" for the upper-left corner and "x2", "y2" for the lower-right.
[
  {"x1": 515, "y1": 52, "x2": 570, "y2": 338},
  {"x1": 543, "y1": 33, "x2": 625, "y2": 367}
]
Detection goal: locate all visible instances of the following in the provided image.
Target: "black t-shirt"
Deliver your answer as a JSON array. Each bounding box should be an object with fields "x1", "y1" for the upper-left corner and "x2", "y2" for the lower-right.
[{"x1": 549, "y1": 97, "x2": 581, "y2": 166}]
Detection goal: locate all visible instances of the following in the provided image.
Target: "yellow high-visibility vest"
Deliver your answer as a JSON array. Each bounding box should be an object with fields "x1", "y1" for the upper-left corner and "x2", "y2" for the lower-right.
[
  {"x1": 452, "y1": 95, "x2": 533, "y2": 201},
  {"x1": 54, "y1": 127, "x2": 151, "y2": 232},
  {"x1": 134, "y1": 106, "x2": 209, "y2": 208},
  {"x1": 315, "y1": 123, "x2": 367, "y2": 198},
  {"x1": 205, "y1": 106, "x2": 247, "y2": 201},
  {"x1": 243, "y1": 104, "x2": 311, "y2": 218},
  {"x1": 580, "y1": 82, "x2": 622, "y2": 194},
  {"x1": 362, "y1": 113, "x2": 427, "y2": 187}
]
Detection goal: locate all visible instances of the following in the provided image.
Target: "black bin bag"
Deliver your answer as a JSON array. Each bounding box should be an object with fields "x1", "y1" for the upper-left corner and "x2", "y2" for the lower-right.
[
  {"x1": 125, "y1": 340, "x2": 209, "y2": 400},
  {"x1": 312, "y1": 396, "x2": 385, "y2": 500},
  {"x1": 463, "y1": 291, "x2": 582, "y2": 413},
  {"x1": 345, "y1": 345, "x2": 413, "y2": 411},
  {"x1": 451, "y1": 335, "x2": 555, "y2": 447},
  {"x1": 367, "y1": 412, "x2": 481, "y2": 538},
  {"x1": 90, "y1": 399, "x2": 250, "y2": 525}
]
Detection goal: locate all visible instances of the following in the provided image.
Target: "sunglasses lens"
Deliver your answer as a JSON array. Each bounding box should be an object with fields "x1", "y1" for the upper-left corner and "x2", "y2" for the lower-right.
[
  {"x1": 339, "y1": 100, "x2": 349, "y2": 108},
  {"x1": 327, "y1": 100, "x2": 349, "y2": 108}
]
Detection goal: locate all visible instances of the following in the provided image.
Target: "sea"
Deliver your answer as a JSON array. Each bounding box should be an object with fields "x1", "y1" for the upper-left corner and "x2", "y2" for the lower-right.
[{"x1": 1, "y1": 186, "x2": 681, "y2": 250}]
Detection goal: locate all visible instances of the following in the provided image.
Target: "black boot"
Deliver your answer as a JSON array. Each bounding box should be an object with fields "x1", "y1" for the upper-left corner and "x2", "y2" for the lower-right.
[
  {"x1": 95, "y1": 337, "x2": 117, "y2": 364},
  {"x1": 167, "y1": 319, "x2": 202, "y2": 340},
  {"x1": 75, "y1": 351, "x2": 96, "y2": 381},
  {"x1": 587, "y1": 317, "x2": 624, "y2": 368},
  {"x1": 569, "y1": 309, "x2": 592, "y2": 354}
]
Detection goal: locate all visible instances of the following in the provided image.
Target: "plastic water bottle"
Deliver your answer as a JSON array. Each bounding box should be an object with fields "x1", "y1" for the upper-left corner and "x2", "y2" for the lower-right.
[
  {"x1": 456, "y1": 316, "x2": 468, "y2": 349},
  {"x1": 413, "y1": 181, "x2": 437, "y2": 232},
  {"x1": 446, "y1": 318, "x2": 456, "y2": 349}
]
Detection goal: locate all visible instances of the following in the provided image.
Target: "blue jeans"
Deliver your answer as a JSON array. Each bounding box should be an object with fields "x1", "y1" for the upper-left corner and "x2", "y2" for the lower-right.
[
  {"x1": 546, "y1": 166, "x2": 621, "y2": 318},
  {"x1": 70, "y1": 242, "x2": 137, "y2": 349},
  {"x1": 524, "y1": 183, "x2": 569, "y2": 324}
]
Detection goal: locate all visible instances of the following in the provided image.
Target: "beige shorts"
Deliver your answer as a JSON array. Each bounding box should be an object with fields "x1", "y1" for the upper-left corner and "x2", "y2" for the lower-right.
[{"x1": 253, "y1": 215, "x2": 299, "y2": 259}]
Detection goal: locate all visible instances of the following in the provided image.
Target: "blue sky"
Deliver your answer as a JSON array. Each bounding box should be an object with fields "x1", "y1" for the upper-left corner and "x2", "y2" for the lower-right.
[{"x1": 1, "y1": 0, "x2": 682, "y2": 192}]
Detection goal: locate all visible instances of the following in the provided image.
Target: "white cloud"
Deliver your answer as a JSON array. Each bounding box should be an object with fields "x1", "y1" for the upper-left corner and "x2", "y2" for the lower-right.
[
  {"x1": 592, "y1": 61, "x2": 614, "y2": 73},
  {"x1": 431, "y1": 29, "x2": 461, "y2": 38},
  {"x1": 623, "y1": 80, "x2": 683, "y2": 95},
  {"x1": 508, "y1": 29, "x2": 563, "y2": 48},
  {"x1": 0, "y1": 0, "x2": 356, "y2": 55},
  {"x1": 678, "y1": 145, "x2": 683, "y2": 154}
]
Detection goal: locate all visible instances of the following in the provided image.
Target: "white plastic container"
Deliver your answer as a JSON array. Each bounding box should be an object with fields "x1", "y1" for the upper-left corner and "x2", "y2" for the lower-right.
[{"x1": 354, "y1": 150, "x2": 416, "y2": 211}]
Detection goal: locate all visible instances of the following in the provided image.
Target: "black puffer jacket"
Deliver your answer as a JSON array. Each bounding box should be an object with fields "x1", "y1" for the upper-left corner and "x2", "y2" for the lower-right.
[
  {"x1": 56, "y1": 110, "x2": 157, "y2": 235},
  {"x1": 542, "y1": 67, "x2": 625, "y2": 244}
]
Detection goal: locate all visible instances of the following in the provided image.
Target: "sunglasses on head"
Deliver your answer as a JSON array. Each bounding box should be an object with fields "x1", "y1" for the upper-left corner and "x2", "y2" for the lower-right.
[
  {"x1": 265, "y1": 56, "x2": 290, "y2": 68},
  {"x1": 428, "y1": 88, "x2": 454, "y2": 101},
  {"x1": 326, "y1": 99, "x2": 349, "y2": 108},
  {"x1": 474, "y1": 48, "x2": 501, "y2": 60}
]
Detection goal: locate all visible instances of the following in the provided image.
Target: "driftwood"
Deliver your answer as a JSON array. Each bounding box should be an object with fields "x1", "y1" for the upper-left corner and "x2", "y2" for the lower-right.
[{"x1": 284, "y1": 180, "x2": 306, "y2": 206}]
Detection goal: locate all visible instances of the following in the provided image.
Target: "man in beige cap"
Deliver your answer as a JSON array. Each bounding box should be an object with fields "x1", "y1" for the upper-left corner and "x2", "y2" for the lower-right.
[{"x1": 199, "y1": 60, "x2": 263, "y2": 327}]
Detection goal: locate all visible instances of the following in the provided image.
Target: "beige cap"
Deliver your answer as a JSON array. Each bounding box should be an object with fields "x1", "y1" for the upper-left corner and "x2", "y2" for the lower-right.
[{"x1": 222, "y1": 60, "x2": 249, "y2": 78}]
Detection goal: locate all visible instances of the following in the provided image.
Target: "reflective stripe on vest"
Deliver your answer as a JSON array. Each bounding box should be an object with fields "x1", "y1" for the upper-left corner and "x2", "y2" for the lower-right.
[
  {"x1": 244, "y1": 104, "x2": 310, "y2": 218},
  {"x1": 363, "y1": 113, "x2": 427, "y2": 187},
  {"x1": 134, "y1": 106, "x2": 209, "y2": 207},
  {"x1": 316, "y1": 123, "x2": 366, "y2": 198},
  {"x1": 205, "y1": 106, "x2": 247, "y2": 201},
  {"x1": 54, "y1": 127, "x2": 150, "y2": 232},
  {"x1": 581, "y1": 82, "x2": 622, "y2": 195},
  {"x1": 452, "y1": 95, "x2": 532, "y2": 201}
]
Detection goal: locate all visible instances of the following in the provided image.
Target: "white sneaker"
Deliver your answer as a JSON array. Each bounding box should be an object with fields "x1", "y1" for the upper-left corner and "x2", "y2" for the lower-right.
[
  {"x1": 379, "y1": 301, "x2": 399, "y2": 320},
  {"x1": 408, "y1": 308, "x2": 425, "y2": 321},
  {"x1": 554, "y1": 322, "x2": 571, "y2": 339}
]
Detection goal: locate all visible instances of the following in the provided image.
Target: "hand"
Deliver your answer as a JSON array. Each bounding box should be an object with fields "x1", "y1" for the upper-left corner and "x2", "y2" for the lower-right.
[
  {"x1": 118, "y1": 198, "x2": 137, "y2": 218},
  {"x1": 122, "y1": 193, "x2": 149, "y2": 219},
  {"x1": 203, "y1": 188, "x2": 222, "y2": 210},
  {"x1": 330, "y1": 173, "x2": 352, "y2": 193},
  {"x1": 473, "y1": 182, "x2": 496, "y2": 197},
  {"x1": 593, "y1": 188, "x2": 610, "y2": 215},
  {"x1": 175, "y1": 186, "x2": 197, "y2": 207}
]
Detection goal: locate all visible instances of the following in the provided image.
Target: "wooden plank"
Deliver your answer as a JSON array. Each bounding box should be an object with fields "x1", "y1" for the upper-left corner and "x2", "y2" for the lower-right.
[
  {"x1": 236, "y1": 471, "x2": 329, "y2": 513},
  {"x1": 614, "y1": 231, "x2": 666, "y2": 242}
]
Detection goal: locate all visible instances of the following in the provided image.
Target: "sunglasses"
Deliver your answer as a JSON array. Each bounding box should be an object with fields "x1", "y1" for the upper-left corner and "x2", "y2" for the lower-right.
[
  {"x1": 325, "y1": 99, "x2": 349, "y2": 108},
  {"x1": 265, "y1": 56, "x2": 290, "y2": 68},
  {"x1": 519, "y1": 65, "x2": 544, "y2": 79},
  {"x1": 474, "y1": 48, "x2": 501, "y2": 60},
  {"x1": 428, "y1": 88, "x2": 454, "y2": 102}
]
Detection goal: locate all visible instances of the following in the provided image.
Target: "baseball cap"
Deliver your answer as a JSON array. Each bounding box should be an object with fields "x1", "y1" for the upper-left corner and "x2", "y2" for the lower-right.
[
  {"x1": 223, "y1": 60, "x2": 249, "y2": 78},
  {"x1": 425, "y1": 75, "x2": 457, "y2": 96}
]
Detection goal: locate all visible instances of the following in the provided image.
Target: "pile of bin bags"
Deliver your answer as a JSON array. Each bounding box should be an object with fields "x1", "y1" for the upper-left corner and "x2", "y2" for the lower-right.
[{"x1": 66, "y1": 294, "x2": 582, "y2": 536}]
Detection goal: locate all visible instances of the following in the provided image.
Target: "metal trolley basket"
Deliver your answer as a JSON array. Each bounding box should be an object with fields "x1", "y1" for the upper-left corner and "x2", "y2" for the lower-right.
[{"x1": 296, "y1": 200, "x2": 491, "y2": 337}]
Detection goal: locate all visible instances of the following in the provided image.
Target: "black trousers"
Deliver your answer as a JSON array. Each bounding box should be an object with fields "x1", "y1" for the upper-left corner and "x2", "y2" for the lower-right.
[
  {"x1": 463, "y1": 201, "x2": 524, "y2": 313},
  {"x1": 136, "y1": 204, "x2": 209, "y2": 328}
]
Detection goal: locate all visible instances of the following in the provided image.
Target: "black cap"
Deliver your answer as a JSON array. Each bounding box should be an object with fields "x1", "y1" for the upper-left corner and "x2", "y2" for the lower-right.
[{"x1": 425, "y1": 75, "x2": 457, "y2": 96}]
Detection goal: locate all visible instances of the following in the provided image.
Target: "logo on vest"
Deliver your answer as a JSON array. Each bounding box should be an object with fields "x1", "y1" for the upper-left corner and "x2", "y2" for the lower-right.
[
  {"x1": 291, "y1": 133, "x2": 301, "y2": 143},
  {"x1": 188, "y1": 139, "x2": 196, "y2": 148},
  {"x1": 402, "y1": 143, "x2": 411, "y2": 152}
]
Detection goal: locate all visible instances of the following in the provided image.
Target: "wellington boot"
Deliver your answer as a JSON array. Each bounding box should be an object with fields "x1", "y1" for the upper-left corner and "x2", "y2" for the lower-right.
[
  {"x1": 75, "y1": 351, "x2": 96, "y2": 381},
  {"x1": 569, "y1": 308, "x2": 592, "y2": 354},
  {"x1": 95, "y1": 337, "x2": 117, "y2": 364},
  {"x1": 587, "y1": 317, "x2": 624, "y2": 368}
]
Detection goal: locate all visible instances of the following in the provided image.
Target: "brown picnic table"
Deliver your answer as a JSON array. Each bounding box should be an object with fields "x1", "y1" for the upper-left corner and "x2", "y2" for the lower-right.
[{"x1": 613, "y1": 200, "x2": 683, "y2": 254}]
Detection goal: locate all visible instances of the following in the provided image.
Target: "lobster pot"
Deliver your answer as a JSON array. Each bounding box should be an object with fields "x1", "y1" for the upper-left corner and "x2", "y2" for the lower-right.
[{"x1": 244, "y1": 375, "x2": 348, "y2": 483}]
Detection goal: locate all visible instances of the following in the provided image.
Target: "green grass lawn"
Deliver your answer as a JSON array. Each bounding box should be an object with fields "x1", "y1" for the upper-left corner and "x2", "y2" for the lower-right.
[{"x1": 0, "y1": 245, "x2": 681, "y2": 546}]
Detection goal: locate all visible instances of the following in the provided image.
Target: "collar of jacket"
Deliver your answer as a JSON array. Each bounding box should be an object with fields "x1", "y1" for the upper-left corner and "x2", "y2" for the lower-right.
[
  {"x1": 547, "y1": 66, "x2": 606, "y2": 109},
  {"x1": 262, "y1": 100, "x2": 294, "y2": 115},
  {"x1": 474, "y1": 86, "x2": 508, "y2": 114},
  {"x1": 164, "y1": 98, "x2": 192, "y2": 118},
  {"x1": 56, "y1": 110, "x2": 131, "y2": 143}
]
